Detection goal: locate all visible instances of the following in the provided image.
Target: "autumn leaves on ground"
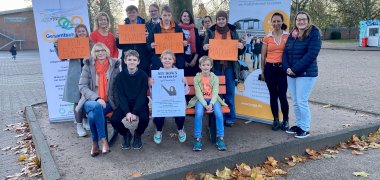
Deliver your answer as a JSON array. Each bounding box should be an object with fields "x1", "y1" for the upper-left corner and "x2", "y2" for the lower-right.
[
  {"x1": 2, "y1": 122, "x2": 42, "y2": 179},
  {"x1": 186, "y1": 128, "x2": 380, "y2": 180}
]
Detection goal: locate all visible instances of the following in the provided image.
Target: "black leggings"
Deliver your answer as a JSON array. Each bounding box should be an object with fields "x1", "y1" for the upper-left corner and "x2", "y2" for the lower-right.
[
  {"x1": 153, "y1": 117, "x2": 185, "y2": 131},
  {"x1": 264, "y1": 63, "x2": 289, "y2": 120}
]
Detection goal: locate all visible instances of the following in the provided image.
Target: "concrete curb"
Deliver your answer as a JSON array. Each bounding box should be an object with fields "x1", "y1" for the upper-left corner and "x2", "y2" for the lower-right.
[
  {"x1": 321, "y1": 47, "x2": 380, "y2": 51},
  {"x1": 142, "y1": 121, "x2": 380, "y2": 180},
  {"x1": 25, "y1": 106, "x2": 60, "y2": 180}
]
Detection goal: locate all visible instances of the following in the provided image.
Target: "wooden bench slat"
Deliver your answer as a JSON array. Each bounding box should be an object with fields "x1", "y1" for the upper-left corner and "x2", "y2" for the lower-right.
[
  {"x1": 185, "y1": 106, "x2": 230, "y2": 115},
  {"x1": 186, "y1": 76, "x2": 225, "y2": 86},
  {"x1": 188, "y1": 85, "x2": 226, "y2": 95}
]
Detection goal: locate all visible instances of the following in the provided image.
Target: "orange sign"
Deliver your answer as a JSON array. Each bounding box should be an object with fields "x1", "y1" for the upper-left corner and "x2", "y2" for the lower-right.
[
  {"x1": 209, "y1": 39, "x2": 238, "y2": 61},
  {"x1": 58, "y1": 38, "x2": 90, "y2": 59},
  {"x1": 154, "y1": 33, "x2": 184, "y2": 54},
  {"x1": 118, "y1": 24, "x2": 146, "y2": 44}
]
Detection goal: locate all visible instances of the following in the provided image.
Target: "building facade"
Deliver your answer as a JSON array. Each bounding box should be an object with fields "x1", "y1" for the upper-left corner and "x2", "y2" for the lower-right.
[{"x1": 0, "y1": 8, "x2": 38, "y2": 50}]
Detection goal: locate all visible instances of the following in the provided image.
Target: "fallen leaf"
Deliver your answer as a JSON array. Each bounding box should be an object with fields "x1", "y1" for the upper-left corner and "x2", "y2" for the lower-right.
[
  {"x1": 291, "y1": 155, "x2": 305, "y2": 163},
  {"x1": 287, "y1": 161, "x2": 296, "y2": 167},
  {"x1": 353, "y1": 171, "x2": 370, "y2": 177},
  {"x1": 18, "y1": 154, "x2": 27, "y2": 161},
  {"x1": 169, "y1": 133, "x2": 177, "y2": 138},
  {"x1": 49, "y1": 144, "x2": 58, "y2": 148},
  {"x1": 322, "y1": 104, "x2": 332, "y2": 108},
  {"x1": 340, "y1": 142, "x2": 348, "y2": 149},
  {"x1": 251, "y1": 173, "x2": 264, "y2": 180},
  {"x1": 321, "y1": 154, "x2": 337, "y2": 159},
  {"x1": 216, "y1": 167, "x2": 232, "y2": 179},
  {"x1": 272, "y1": 168, "x2": 287, "y2": 175},
  {"x1": 352, "y1": 150, "x2": 364, "y2": 155},
  {"x1": 352, "y1": 135, "x2": 360, "y2": 142},
  {"x1": 15, "y1": 134, "x2": 24, "y2": 138},
  {"x1": 368, "y1": 142, "x2": 380, "y2": 149},
  {"x1": 1, "y1": 147, "x2": 11, "y2": 151},
  {"x1": 185, "y1": 171, "x2": 196, "y2": 180},
  {"x1": 129, "y1": 171, "x2": 142, "y2": 177},
  {"x1": 265, "y1": 156, "x2": 278, "y2": 167},
  {"x1": 325, "y1": 149, "x2": 339, "y2": 154},
  {"x1": 199, "y1": 173, "x2": 217, "y2": 180},
  {"x1": 236, "y1": 163, "x2": 252, "y2": 177}
]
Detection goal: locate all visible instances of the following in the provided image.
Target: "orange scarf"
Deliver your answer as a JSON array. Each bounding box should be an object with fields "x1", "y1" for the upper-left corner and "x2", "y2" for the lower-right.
[
  {"x1": 95, "y1": 59, "x2": 109, "y2": 102},
  {"x1": 160, "y1": 21, "x2": 176, "y2": 33}
]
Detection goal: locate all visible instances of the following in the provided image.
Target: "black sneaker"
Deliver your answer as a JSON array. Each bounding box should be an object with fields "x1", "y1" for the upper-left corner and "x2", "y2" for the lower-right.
[
  {"x1": 272, "y1": 119, "x2": 281, "y2": 131},
  {"x1": 132, "y1": 133, "x2": 142, "y2": 149},
  {"x1": 281, "y1": 120, "x2": 289, "y2": 131},
  {"x1": 121, "y1": 131, "x2": 132, "y2": 150},
  {"x1": 295, "y1": 129, "x2": 310, "y2": 139},
  {"x1": 286, "y1": 126, "x2": 300, "y2": 134}
]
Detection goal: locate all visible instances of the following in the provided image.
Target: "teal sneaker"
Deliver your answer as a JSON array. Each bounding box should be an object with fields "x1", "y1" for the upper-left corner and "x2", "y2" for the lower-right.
[
  {"x1": 178, "y1": 129, "x2": 186, "y2": 143},
  {"x1": 154, "y1": 130, "x2": 162, "y2": 144},
  {"x1": 216, "y1": 138, "x2": 227, "y2": 151},
  {"x1": 193, "y1": 139, "x2": 202, "y2": 151}
]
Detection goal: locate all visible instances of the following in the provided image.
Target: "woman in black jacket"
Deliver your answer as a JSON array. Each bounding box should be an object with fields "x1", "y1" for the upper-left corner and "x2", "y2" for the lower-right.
[{"x1": 282, "y1": 11, "x2": 322, "y2": 138}]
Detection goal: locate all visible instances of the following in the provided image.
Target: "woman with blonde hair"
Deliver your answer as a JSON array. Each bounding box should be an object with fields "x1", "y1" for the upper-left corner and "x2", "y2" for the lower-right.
[
  {"x1": 77, "y1": 43, "x2": 120, "y2": 156},
  {"x1": 90, "y1": 12, "x2": 119, "y2": 58},
  {"x1": 282, "y1": 11, "x2": 322, "y2": 138}
]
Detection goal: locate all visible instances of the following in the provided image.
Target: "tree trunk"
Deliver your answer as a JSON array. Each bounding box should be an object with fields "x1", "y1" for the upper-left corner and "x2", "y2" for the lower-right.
[{"x1": 169, "y1": 0, "x2": 193, "y2": 23}]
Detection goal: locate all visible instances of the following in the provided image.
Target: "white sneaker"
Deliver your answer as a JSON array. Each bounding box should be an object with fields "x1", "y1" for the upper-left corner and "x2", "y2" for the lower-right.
[
  {"x1": 82, "y1": 119, "x2": 90, "y2": 130},
  {"x1": 76, "y1": 123, "x2": 87, "y2": 137},
  {"x1": 178, "y1": 129, "x2": 186, "y2": 143},
  {"x1": 154, "y1": 130, "x2": 162, "y2": 144}
]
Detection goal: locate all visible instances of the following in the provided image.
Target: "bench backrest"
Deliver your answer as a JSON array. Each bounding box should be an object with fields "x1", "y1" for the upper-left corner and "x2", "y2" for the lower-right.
[{"x1": 186, "y1": 76, "x2": 226, "y2": 96}]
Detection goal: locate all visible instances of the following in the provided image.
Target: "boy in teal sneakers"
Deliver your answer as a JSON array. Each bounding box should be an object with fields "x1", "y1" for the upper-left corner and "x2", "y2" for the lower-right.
[{"x1": 187, "y1": 56, "x2": 228, "y2": 151}]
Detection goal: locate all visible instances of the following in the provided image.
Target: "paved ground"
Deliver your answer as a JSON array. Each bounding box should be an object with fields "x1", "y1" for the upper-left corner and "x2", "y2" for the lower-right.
[
  {"x1": 0, "y1": 51, "x2": 45, "y2": 177},
  {"x1": 1, "y1": 42, "x2": 379, "y2": 179}
]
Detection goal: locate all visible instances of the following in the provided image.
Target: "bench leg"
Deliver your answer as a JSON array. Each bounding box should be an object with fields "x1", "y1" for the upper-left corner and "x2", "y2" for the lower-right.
[{"x1": 208, "y1": 114, "x2": 217, "y2": 144}]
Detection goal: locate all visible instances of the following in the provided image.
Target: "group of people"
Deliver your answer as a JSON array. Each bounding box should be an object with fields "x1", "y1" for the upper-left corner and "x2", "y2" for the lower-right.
[
  {"x1": 57, "y1": 3, "x2": 321, "y2": 157},
  {"x1": 243, "y1": 34, "x2": 263, "y2": 69}
]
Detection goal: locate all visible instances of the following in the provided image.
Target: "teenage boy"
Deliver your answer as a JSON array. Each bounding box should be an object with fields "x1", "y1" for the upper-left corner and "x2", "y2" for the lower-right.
[
  {"x1": 110, "y1": 50, "x2": 149, "y2": 150},
  {"x1": 116, "y1": 5, "x2": 152, "y2": 75},
  {"x1": 147, "y1": 5, "x2": 187, "y2": 70}
]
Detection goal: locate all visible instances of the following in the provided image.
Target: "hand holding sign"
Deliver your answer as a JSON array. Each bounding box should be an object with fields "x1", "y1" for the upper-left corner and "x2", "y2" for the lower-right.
[
  {"x1": 154, "y1": 33, "x2": 184, "y2": 54},
  {"x1": 118, "y1": 24, "x2": 146, "y2": 44},
  {"x1": 208, "y1": 39, "x2": 238, "y2": 61},
  {"x1": 57, "y1": 38, "x2": 90, "y2": 59}
]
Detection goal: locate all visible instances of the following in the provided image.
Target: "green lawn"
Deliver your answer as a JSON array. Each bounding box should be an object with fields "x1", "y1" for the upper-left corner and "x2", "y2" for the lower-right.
[{"x1": 323, "y1": 39, "x2": 358, "y2": 44}]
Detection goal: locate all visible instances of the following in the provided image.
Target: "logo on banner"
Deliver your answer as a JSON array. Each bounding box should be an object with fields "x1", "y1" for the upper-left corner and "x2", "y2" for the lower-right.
[
  {"x1": 57, "y1": 16, "x2": 84, "y2": 30},
  {"x1": 42, "y1": 30, "x2": 75, "y2": 42}
]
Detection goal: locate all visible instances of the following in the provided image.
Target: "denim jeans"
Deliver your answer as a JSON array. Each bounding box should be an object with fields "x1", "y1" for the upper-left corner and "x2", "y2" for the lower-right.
[
  {"x1": 287, "y1": 77, "x2": 317, "y2": 132},
  {"x1": 194, "y1": 99, "x2": 224, "y2": 138},
  {"x1": 213, "y1": 67, "x2": 236, "y2": 124},
  {"x1": 83, "y1": 101, "x2": 113, "y2": 141},
  {"x1": 253, "y1": 54, "x2": 261, "y2": 69},
  {"x1": 245, "y1": 44, "x2": 252, "y2": 54}
]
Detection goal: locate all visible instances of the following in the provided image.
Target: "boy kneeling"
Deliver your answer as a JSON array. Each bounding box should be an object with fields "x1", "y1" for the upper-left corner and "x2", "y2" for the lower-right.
[
  {"x1": 187, "y1": 56, "x2": 228, "y2": 151},
  {"x1": 110, "y1": 50, "x2": 149, "y2": 149}
]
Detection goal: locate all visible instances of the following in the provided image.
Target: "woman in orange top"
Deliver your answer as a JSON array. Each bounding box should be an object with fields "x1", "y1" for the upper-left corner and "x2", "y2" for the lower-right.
[
  {"x1": 261, "y1": 12, "x2": 290, "y2": 131},
  {"x1": 90, "y1": 12, "x2": 119, "y2": 58}
]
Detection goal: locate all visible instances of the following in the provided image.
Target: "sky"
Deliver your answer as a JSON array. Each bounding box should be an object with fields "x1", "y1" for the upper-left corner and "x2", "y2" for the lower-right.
[{"x1": 0, "y1": 0, "x2": 137, "y2": 12}]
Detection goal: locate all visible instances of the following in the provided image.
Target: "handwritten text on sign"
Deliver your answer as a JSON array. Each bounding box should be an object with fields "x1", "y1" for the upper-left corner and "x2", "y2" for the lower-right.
[
  {"x1": 118, "y1": 24, "x2": 146, "y2": 44},
  {"x1": 154, "y1": 33, "x2": 184, "y2": 54},
  {"x1": 57, "y1": 38, "x2": 90, "y2": 59},
  {"x1": 209, "y1": 39, "x2": 238, "y2": 61}
]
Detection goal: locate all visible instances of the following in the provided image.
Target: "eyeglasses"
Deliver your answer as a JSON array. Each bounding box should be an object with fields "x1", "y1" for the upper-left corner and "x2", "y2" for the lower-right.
[
  {"x1": 296, "y1": 18, "x2": 308, "y2": 22},
  {"x1": 95, "y1": 49, "x2": 106, "y2": 53}
]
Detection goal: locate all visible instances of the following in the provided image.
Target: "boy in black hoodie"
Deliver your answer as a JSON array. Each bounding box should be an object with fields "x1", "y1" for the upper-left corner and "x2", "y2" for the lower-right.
[
  {"x1": 110, "y1": 50, "x2": 149, "y2": 150},
  {"x1": 116, "y1": 5, "x2": 152, "y2": 75}
]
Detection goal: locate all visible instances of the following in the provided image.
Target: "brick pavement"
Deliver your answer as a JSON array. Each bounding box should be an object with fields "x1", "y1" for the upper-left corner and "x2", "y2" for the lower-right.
[{"x1": 0, "y1": 51, "x2": 45, "y2": 177}]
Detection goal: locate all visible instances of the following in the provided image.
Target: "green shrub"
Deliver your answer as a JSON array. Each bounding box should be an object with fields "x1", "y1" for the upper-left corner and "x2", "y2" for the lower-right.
[{"x1": 331, "y1": 31, "x2": 341, "y2": 40}]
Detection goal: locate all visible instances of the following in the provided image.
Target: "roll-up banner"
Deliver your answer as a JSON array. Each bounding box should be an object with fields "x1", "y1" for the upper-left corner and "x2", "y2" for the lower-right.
[
  {"x1": 32, "y1": 0, "x2": 90, "y2": 122},
  {"x1": 229, "y1": 0, "x2": 291, "y2": 124}
]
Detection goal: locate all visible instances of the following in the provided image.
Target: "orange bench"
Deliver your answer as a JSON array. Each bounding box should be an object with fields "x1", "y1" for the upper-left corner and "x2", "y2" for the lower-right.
[{"x1": 185, "y1": 76, "x2": 229, "y2": 143}]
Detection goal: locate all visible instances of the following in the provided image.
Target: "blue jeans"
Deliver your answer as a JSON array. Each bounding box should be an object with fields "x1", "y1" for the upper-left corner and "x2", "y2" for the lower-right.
[
  {"x1": 194, "y1": 99, "x2": 224, "y2": 138},
  {"x1": 213, "y1": 67, "x2": 236, "y2": 124},
  {"x1": 287, "y1": 77, "x2": 317, "y2": 132},
  {"x1": 253, "y1": 54, "x2": 261, "y2": 69},
  {"x1": 245, "y1": 44, "x2": 252, "y2": 54},
  {"x1": 83, "y1": 101, "x2": 112, "y2": 141}
]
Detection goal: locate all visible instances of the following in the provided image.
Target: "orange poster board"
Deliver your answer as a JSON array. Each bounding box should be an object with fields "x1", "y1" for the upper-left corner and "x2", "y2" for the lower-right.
[
  {"x1": 154, "y1": 33, "x2": 184, "y2": 54},
  {"x1": 118, "y1": 24, "x2": 146, "y2": 44},
  {"x1": 57, "y1": 38, "x2": 90, "y2": 59},
  {"x1": 209, "y1": 39, "x2": 238, "y2": 61}
]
